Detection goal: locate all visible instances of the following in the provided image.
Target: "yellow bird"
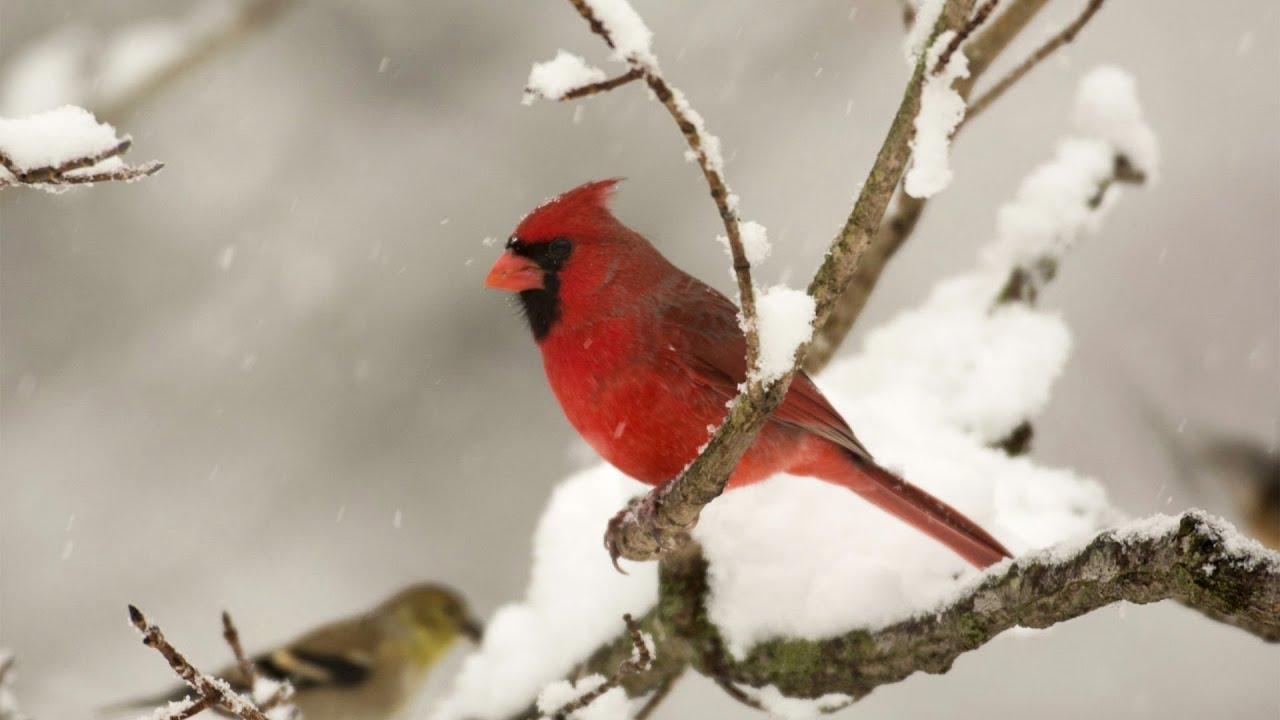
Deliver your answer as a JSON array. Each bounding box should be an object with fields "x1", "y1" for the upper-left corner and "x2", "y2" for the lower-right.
[{"x1": 115, "y1": 584, "x2": 482, "y2": 720}]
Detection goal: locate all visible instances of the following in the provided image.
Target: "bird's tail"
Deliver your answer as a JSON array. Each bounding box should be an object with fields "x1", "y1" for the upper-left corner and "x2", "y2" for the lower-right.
[{"x1": 813, "y1": 449, "x2": 1012, "y2": 568}]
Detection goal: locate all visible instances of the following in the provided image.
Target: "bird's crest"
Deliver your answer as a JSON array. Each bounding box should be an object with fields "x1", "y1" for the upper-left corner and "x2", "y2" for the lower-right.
[{"x1": 514, "y1": 178, "x2": 623, "y2": 241}]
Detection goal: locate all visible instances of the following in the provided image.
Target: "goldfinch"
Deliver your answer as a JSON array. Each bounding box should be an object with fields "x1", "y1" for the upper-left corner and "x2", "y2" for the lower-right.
[{"x1": 115, "y1": 583, "x2": 481, "y2": 720}]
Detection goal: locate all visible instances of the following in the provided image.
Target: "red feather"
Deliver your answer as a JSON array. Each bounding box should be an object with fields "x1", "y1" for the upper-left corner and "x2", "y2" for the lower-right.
[{"x1": 490, "y1": 180, "x2": 1011, "y2": 568}]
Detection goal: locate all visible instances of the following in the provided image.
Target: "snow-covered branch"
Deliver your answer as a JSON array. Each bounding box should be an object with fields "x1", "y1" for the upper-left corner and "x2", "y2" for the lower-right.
[
  {"x1": 806, "y1": 0, "x2": 1110, "y2": 374},
  {"x1": 469, "y1": 511, "x2": 1279, "y2": 720},
  {"x1": 668, "y1": 511, "x2": 1280, "y2": 706},
  {"x1": 0, "y1": 106, "x2": 162, "y2": 191}
]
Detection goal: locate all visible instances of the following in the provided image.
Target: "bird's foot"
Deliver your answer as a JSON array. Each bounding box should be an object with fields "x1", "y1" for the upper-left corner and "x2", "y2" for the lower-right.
[{"x1": 604, "y1": 485, "x2": 693, "y2": 573}]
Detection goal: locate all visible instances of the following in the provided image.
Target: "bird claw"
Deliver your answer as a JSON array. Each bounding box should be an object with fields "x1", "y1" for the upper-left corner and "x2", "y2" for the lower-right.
[{"x1": 604, "y1": 489, "x2": 691, "y2": 573}]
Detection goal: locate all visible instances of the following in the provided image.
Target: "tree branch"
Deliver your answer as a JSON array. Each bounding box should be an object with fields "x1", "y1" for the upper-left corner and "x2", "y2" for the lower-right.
[
  {"x1": 699, "y1": 511, "x2": 1280, "y2": 701},
  {"x1": 805, "y1": 0, "x2": 1053, "y2": 374},
  {"x1": 965, "y1": 0, "x2": 1109, "y2": 126},
  {"x1": 128, "y1": 606, "x2": 289, "y2": 720},
  {"x1": 505, "y1": 511, "x2": 1278, "y2": 718},
  {"x1": 0, "y1": 141, "x2": 162, "y2": 190}
]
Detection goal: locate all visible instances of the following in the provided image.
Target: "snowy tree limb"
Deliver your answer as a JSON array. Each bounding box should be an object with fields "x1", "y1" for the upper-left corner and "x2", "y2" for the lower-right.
[
  {"x1": 806, "y1": 0, "x2": 1055, "y2": 374},
  {"x1": 0, "y1": 137, "x2": 162, "y2": 190},
  {"x1": 506, "y1": 511, "x2": 1280, "y2": 718},
  {"x1": 994, "y1": 153, "x2": 1143, "y2": 306}
]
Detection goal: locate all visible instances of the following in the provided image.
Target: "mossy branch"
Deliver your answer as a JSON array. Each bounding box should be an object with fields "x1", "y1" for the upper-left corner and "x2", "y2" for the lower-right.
[{"x1": 507, "y1": 511, "x2": 1279, "y2": 718}]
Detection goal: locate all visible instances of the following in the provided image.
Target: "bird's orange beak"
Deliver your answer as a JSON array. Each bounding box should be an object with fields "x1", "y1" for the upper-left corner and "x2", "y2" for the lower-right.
[{"x1": 485, "y1": 251, "x2": 544, "y2": 292}]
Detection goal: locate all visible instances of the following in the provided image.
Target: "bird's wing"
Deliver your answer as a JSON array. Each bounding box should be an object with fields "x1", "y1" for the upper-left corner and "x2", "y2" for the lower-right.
[
  {"x1": 250, "y1": 619, "x2": 377, "y2": 690},
  {"x1": 662, "y1": 278, "x2": 875, "y2": 464}
]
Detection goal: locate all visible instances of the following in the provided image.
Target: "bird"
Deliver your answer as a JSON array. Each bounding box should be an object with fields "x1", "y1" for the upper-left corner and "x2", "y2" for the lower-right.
[
  {"x1": 485, "y1": 179, "x2": 1011, "y2": 568},
  {"x1": 111, "y1": 584, "x2": 482, "y2": 720}
]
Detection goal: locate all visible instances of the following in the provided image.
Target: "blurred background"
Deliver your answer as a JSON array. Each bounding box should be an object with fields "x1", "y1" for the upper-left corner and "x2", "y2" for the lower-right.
[{"x1": 1, "y1": 0, "x2": 1277, "y2": 717}]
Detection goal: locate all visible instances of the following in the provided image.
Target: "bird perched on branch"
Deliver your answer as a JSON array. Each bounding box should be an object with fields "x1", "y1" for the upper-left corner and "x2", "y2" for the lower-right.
[
  {"x1": 112, "y1": 584, "x2": 482, "y2": 720},
  {"x1": 486, "y1": 179, "x2": 1011, "y2": 568}
]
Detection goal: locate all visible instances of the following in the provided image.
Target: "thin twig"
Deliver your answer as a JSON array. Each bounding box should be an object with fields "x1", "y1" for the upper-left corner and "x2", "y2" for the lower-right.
[
  {"x1": 558, "y1": 69, "x2": 644, "y2": 99},
  {"x1": 965, "y1": 0, "x2": 1108, "y2": 124},
  {"x1": 221, "y1": 611, "x2": 259, "y2": 689},
  {"x1": 933, "y1": 0, "x2": 1001, "y2": 74},
  {"x1": 167, "y1": 695, "x2": 220, "y2": 720},
  {"x1": 128, "y1": 605, "x2": 272, "y2": 720},
  {"x1": 548, "y1": 614, "x2": 655, "y2": 719}
]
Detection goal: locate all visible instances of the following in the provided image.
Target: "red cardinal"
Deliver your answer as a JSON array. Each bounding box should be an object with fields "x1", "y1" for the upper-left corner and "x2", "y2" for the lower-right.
[{"x1": 486, "y1": 180, "x2": 1011, "y2": 568}]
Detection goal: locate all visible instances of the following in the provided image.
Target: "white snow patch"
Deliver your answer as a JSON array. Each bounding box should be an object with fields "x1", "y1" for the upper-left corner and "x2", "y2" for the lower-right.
[
  {"x1": 1072, "y1": 65, "x2": 1160, "y2": 178},
  {"x1": 431, "y1": 467, "x2": 656, "y2": 720},
  {"x1": 902, "y1": 0, "x2": 946, "y2": 64},
  {"x1": 717, "y1": 220, "x2": 770, "y2": 266},
  {"x1": 524, "y1": 50, "x2": 607, "y2": 104},
  {"x1": 904, "y1": 32, "x2": 969, "y2": 198},
  {"x1": 0, "y1": 106, "x2": 123, "y2": 173},
  {"x1": 981, "y1": 66, "x2": 1158, "y2": 275},
  {"x1": 535, "y1": 675, "x2": 633, "y2": 719},
  {"x1": 751, "y1": 286, "x2": 815, "y2": 385},
  {"x1": 736, "y1": 684, "x2": 852, "y2": 720},
  {"x1": 584, "y1": 0, "x2": 654, "y2": 63}
]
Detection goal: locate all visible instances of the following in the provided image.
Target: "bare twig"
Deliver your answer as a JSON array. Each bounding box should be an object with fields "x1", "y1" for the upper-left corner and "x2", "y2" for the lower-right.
[
  {"x1": 128, "y1": 605, "x2": 272, "y2": 720},
  {"x1": 558, "y1": 69, "x2": 644, "y2": 99},
  {"x1": 932, "y1": 0, "x2": 1001, "y2": 74},
  {"x1": 221, "y1": 611, "x2": 259, "y2": 691},
  {"x1": 965, "y1": 0, "x2": 1108, "y2": 124}
]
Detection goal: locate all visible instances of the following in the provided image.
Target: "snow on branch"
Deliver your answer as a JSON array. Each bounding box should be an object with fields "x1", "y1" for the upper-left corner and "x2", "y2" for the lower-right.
[
  {"x1": 0, "y1": 106, "x2": 162, "y2": 191},
  {"x1": 807, "y1": 0, "x2": 1109, "y2": 375},
  {"x1": 464, "y1": 509, "x2": 1278, "y2": 720},
  {"x1": 127, "y1": 605, "x2": 298, "y2": 720},
  {"x1": 672, "y1": 511, "x2": 1280, "y2": 706}
]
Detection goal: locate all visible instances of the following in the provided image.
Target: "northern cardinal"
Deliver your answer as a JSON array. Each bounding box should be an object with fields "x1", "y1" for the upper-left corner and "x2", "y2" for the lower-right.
[{"x1": 486, "y1": 179, "x2": 1011, "y2": 568}]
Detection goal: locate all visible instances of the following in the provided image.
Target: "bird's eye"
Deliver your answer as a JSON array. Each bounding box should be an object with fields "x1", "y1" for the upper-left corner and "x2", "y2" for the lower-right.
[
  {"x1": 549, "y1": 237, "x2": 573, "y2": 258},
  {"x1": 506, "y1": 236, "x2": 519, "y2": 249}
]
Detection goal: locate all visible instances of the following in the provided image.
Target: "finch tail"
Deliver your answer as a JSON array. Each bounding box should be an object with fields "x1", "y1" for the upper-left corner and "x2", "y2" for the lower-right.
[{"x1": 815, "y1": 449, "x2": 1012, "y2": 568}]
